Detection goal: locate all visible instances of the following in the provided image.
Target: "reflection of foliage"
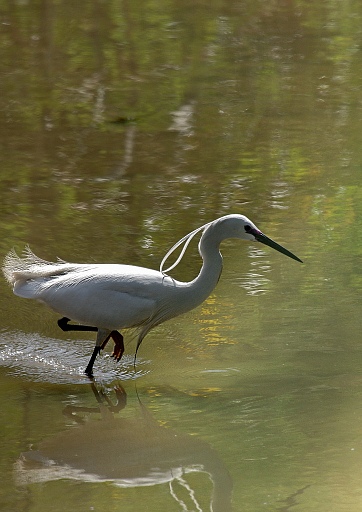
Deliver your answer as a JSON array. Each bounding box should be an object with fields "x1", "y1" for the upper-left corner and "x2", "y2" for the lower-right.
[{"x1": 1, "y1": 1, "x2": 362, "y2": 328}]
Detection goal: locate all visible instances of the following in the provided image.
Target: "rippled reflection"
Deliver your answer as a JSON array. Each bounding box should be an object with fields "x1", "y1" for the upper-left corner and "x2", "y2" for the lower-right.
[{"x1": 15, "y1": 384, "x2": 233, "y2": 512}]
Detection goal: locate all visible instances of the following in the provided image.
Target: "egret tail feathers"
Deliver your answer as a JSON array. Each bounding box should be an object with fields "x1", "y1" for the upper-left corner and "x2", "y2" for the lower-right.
[{"x1": 2, "y1": 247, "x2": 72, "y2": 298}]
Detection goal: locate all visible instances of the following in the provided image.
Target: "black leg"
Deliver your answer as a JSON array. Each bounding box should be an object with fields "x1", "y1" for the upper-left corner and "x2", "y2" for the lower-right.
[
  {"x1": 58, "y1": 317, "x2": 98, "y2": 332},
  {"x1": 57, "y1": 320, "x2": 124, "y2": 376},
  {"x1": 85, "y1": 346, "x2": 101, "y2": 378}
]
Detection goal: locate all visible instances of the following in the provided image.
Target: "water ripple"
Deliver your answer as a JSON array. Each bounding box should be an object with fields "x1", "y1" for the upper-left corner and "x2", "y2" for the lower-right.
[{"x1": 0, "y1": 330, "x2": 148, "y2": 384}]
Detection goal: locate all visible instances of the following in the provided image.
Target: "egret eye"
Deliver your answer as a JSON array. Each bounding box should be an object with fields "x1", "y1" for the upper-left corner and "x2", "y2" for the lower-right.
[{"x1": 244, "y1": 225, "x2": 252, "y2": 233}]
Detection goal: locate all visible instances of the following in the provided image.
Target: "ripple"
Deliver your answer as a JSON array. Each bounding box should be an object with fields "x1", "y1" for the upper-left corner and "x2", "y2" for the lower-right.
[{"x1": 0, "y1": 331, "x2": 149, "y2": 384}]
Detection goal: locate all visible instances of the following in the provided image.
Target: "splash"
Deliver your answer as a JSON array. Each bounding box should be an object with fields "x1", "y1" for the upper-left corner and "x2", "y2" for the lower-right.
[{"x1": 0, "y1": 330, "x2": 148, "y2": 384}]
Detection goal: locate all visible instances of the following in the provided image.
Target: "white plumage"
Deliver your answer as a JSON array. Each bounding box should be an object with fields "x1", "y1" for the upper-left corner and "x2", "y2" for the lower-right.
[{"x1": 2, "y1": 214, "x2": 302, "y2": 376}]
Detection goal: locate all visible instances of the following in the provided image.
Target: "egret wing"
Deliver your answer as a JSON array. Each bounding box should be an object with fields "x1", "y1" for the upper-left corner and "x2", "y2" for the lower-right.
[{"x1": 24, "y1": 264, "x2": 165, "y2": 330}]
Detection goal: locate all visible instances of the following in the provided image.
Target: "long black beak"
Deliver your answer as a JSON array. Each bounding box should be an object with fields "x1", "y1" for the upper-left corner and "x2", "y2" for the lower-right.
[{"x1": 254, "y1": 231, "x2": 303, "y2": 263}]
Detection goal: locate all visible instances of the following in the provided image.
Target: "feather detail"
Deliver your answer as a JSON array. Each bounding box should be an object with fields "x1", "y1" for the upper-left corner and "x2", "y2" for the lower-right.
[
  {"x1": 3, "y1": 247, "x2": 80, "y2": 297},
  {"x1": 159, "y1": 221, "x2": 212, "y2": 274}
]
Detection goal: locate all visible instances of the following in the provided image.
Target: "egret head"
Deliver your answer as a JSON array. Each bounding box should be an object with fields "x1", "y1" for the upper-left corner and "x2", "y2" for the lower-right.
[
  {"x1": 160, "y1": 214, "x2": 302, "y2": 275},
  {"x1": 214, "y1": 214, "x2": 303, "y2": 263}
]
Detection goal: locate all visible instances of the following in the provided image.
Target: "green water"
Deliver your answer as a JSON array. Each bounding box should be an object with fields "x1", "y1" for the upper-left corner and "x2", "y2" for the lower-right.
[{"x1": 1, "y1": 1, "x2": 362, "y2": 510}]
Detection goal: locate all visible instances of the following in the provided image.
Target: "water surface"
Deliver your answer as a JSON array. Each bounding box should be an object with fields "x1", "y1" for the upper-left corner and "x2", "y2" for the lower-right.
[{"x1": 1, "y1": 1, "x2": 362, "y2": 511}]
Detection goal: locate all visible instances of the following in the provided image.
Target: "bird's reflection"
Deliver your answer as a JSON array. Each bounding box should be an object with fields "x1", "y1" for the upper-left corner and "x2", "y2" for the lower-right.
[{"x1": 15, "y1": 384, "x2": 233, "y2": 512}]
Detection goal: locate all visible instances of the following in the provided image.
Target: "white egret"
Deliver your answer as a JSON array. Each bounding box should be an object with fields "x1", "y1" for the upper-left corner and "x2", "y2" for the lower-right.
[{"x1": 2, "y1": 214, "x2": 302, "y2": 376}]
